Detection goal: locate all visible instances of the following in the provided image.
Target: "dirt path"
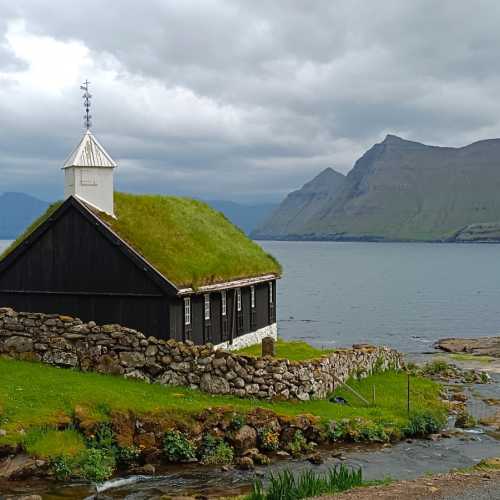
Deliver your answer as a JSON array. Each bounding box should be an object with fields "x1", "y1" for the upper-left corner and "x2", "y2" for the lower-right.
[{"x1": 318, "y1": 466, "x2": 500, "y2": 499}]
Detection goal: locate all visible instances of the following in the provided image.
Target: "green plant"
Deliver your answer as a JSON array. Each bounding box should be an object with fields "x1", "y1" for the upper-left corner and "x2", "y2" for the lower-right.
[
  {"x1": 50, "y1": 455, "x2": 76, "y2": 481},
  {"x1": 246, "y1": 465, "x2": 363, "y2": 500},
  {"x1": 230, "y1": 413, "x2": 246, "y2": 431},
  {"x1": 163, "y1": 430, "x2": 196, "y2": 462},
  {"x1": 288, "y1": 430, "x2": 309, "y2": 457},
  {"x1": 259, "y1": 427, "x2": 280, "y2": 452},
  {"x1": 422, "y1": 359, "x2": 450, "y2": 376},
  {"x1": 116, "y1": 445, "x2": 141, "y2": 465},
  {"x1": 87, "y1": 423, "x2": 116, "y2": 451},
  {"x1": 403, "y1": 412, "x2": 444, "y2": 437},
  {"x1": 198, "y1": 434, "x2": 234, "y2": 465},
  {"x1": 79, "y1": 447, "x2": 116, "y2": 482}
]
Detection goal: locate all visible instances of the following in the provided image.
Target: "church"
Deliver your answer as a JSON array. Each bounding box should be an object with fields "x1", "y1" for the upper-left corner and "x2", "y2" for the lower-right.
[{"x1": 0, "y1": 85, "x2": 281, "y2": 348}]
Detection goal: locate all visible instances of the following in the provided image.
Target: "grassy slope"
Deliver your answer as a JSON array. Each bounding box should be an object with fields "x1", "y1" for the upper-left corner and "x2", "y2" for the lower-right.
[
  {"x1": 0, "y1": 358, "x2": 444, "y2": 448},
  {"x1": 236, "y1": 340, "x2": 336, "y2": 361},
  {"x1": 100, "y1": 193, "x2": 281, "y2": 287}
]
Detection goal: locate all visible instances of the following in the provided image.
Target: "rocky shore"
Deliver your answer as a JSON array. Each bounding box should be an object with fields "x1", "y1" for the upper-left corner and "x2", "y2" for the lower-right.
[{"x1": 435, "y1": 337, "x2": 500, "y2": 358}]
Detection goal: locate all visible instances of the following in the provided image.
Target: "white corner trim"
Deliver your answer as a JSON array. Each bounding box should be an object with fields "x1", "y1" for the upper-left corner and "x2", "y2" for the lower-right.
[{"x1": 215, "y1": 323, "x2": 277, "y2": 351}]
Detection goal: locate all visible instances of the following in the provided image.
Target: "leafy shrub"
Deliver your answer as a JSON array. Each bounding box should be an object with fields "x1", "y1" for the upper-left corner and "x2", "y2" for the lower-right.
[
  {"x1": 422, "y1": 359, "x2": 450, "y2": 376},
  {"x1": 288, "y1": 430, "x2": 310, "y2": 457},
  {"x1": 258, "y1": 427, "x2": 280, "y2": 451},
  {"x1": 230, "y1": 413, "x2": 246, "y2": 431},
  {"x1": 163, "y1": 430, "x2": 196, "y2": 462},
  {"x1": 403, "y1": 412, "x2": 444, "y2": 437},
  {"x1": 326, "y1": 419, "x2": 392, "y2": 443},
  {"x1": 79, "y1": 448, "x2": 116, "y2": 482},
  {"x1": 50, "y1": 455, "x2": 76, "y2": 481},
  {"x1": 116, "y1": 445, "x2": 141, "y2": 465},
  {"x1": 87, "y1": 423, "x2": 116, "y2": 451},
  {"x1": 199, "y1": 434, "x2": 234, "y2": 465},
  {"x1": 247, "y1": 464, "x2": 363, "y2": 500}
]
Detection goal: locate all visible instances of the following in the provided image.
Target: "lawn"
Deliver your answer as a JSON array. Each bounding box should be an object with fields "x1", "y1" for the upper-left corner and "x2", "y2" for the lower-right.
[
  {"x1": 236, "y1": 340, "x2": 336, "y2": 361},
  {"x1": 0, "y1": 357, "x2": 445, "y2": 449}
]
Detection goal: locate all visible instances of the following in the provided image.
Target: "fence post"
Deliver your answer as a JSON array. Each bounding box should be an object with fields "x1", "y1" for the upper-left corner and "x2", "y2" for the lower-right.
[{"x1": 407, "y1": 373, "x2": 410, "y2": 416}]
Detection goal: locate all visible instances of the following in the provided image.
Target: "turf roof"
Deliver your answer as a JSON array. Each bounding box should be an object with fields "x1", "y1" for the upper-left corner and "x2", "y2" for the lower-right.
[
  {"x1": 1, "y1": 193, "x2": 281, "y2": 289},
  {"x1": 102, "y1": 193, "x2": 281, "y2": 288}
]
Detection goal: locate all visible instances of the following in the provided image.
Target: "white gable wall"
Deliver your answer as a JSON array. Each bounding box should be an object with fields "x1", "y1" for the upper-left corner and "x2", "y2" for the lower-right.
[{"x1": 64, "y1": 166, "x2": 114, "y2": 216}]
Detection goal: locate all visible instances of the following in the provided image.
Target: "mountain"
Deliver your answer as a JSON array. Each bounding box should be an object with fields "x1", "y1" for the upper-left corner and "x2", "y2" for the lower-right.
[
  {"x1": 0, "y1": 192, "x2": 49, "y2": 239},
  {"x1": 253, "y1": 135, "x2": 500, "y2": 241},
  {"x1": 205, "y1": 200, "x2": 277, "y2": 235},
  {"x1": 251, "y1": 168, "x2": 346, "y2": 238}
]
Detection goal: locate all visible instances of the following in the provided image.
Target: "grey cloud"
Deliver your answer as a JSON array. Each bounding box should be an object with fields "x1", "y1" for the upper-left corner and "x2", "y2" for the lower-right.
[{"x1": 1, "y1": 0, "x2": 500, "y2": 202}]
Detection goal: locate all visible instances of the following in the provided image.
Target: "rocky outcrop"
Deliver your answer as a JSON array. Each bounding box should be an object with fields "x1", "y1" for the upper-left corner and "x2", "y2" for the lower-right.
[
  {"x1": 0, "y1": 308, "x2": 402, "y2": 400},
  {"x1": 436, "y1": 337, "x2": 500, "y2": 358}
]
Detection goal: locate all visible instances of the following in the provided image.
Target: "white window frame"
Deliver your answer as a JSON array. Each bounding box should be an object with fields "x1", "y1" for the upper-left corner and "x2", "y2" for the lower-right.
[
  {"x1": 204, "y1": 293, "x2": 210, "y2": 321},
  {"x1": 269, "y1": 281, "x2": 274, "y2": 304},
  {"x1": 80, "y1": 168, "x2": 97, "y2": 186},
  {"x1": 221, "y1": 290, "x2": 227, "y2": 317},
  {"x1": 184, "y1": 297, "x2": 191, "y2": 326},
  {"x1": 236, "y1": 288, "x2": 242, "y2": 312},
  {"x1": 250, "y1": 285, "x2": 256, "y2": 309}
]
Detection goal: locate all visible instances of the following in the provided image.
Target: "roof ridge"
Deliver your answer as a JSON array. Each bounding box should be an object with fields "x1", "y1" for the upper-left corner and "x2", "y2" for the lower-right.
[{"x1": 63, "y1": 130, "x2": 117, "y2": 169}]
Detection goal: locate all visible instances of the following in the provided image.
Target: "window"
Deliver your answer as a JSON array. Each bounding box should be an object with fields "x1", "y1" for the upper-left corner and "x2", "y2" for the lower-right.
[
  {"x1": 269, "y1": 282, "x2": 274, "y2": 304},
  {"x1": 80, "y1": 168, "x2": 97, "y2": 186},
  {"x1": 221, "y1": 290, "x2": 227, "y2": 316},
  {"x1": 250, "y1": 286, "x2": 257, "y2": 329},
  {"x1": 250, "y1": 286, "x2": 256, "y2": 309},
  {"x1": 269, "y1": 282, "x2": 276, "y2": 323},
  {"x1": 184, "y1": 297, "x2": 191, "y2": 326},
  {"x1": 204, "y1": 293, "x2": 210, "y2": 320},
  {"x1": 236, "y1": 288, "x2": 242, "y2": 312}
]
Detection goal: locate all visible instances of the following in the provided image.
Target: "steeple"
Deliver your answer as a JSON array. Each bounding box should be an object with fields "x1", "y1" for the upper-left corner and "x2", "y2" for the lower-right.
[{"x1": 63, "y1": 81, "x2": 117, "y2": 216}]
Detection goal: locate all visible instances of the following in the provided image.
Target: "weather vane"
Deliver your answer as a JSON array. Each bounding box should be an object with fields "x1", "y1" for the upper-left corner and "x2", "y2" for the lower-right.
[{"x1": 80, "y1": 80, "x2": 92, "y2": 130}]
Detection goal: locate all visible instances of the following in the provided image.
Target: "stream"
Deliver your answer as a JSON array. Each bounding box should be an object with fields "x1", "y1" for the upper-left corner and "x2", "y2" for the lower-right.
[{"x1": 1, "y1": 363, "x2": 498, "y2": 500}]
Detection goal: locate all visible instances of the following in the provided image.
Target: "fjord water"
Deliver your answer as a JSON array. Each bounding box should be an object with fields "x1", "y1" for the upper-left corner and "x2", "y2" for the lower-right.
[
  {"x1": 261, "y1": 240, "x2": 500, "y2": 353},
  {"x1": 2, "y1": 239, "x2": 500, "y2": 354}
]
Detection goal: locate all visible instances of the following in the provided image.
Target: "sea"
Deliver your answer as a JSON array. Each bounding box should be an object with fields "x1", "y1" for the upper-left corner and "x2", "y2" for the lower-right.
[{"x1": 1, "y1": 239, "x2": 499, "y2": 354}]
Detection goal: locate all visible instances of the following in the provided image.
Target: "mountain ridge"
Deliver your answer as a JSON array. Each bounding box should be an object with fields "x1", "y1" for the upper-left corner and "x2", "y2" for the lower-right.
[{"x1": 253, "y1": 135, "x2": 500, "y2": 242}]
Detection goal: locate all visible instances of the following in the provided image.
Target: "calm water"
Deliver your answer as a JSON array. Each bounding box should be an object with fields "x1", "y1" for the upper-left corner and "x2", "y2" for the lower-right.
[
  {"x1": 261, "y1": 240, "x2": 500, "y2": 353},
  {"x1": 2, "y1": 239, "x2": 500, "y2": 354}
]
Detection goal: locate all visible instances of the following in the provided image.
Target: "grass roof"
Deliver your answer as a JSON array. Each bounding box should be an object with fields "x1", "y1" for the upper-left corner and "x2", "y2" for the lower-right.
[
  {"x1": 97, "y1": 192, "x2": 281, "y2": 288},
  {"x1": 0, "y1": 193, "x2": 281, "y2": 288}
]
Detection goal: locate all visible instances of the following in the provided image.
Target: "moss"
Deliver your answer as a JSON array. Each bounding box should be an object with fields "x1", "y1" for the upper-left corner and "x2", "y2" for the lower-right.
[
  {"x1": 95, "y1": 192, "x2": 281, "y2": 288},
  {"x1": 24, "y1": 428, "x2": 86, "y2": 459},
  {"x1": 235, "y1": 340, "x2": 336, "y2": 361}
]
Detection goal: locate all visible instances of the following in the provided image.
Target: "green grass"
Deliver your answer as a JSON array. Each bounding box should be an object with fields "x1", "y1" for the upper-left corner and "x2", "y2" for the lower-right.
[
  {"x1": 450, "y1": 353, "x2": 495, "y2": 364},
  {"x1": 236, "y1": 340, "x2": 336, "y2": 361},
  {"x1": 0, "y1": 201, "x2": 62, "y2": 260},
  {"x1": 0, "y1": 358, "x2": 445, "y2": 452},
  {"x1": 24, "y1": 428, "x2": 86, "y2": 459},
  {"x1": 101, "y1": 193, "x2": 281, "y2": 287}
]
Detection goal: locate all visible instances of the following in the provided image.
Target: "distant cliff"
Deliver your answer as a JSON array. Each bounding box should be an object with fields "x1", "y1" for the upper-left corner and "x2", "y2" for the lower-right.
[
  {"x1": 253, "y1": 135, "x2": 500, "y2": 242},
  {"x1": 0, "y1": 192, "x2": 49, "y2": 239}
]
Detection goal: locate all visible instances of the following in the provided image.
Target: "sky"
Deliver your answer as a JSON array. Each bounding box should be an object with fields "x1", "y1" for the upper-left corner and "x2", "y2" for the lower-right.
[{"x1": 1, "y1": 1, "x2": 500, "y2": 204}]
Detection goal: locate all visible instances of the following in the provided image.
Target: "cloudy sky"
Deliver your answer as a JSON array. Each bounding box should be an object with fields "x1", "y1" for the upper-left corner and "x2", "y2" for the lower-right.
[{"x1": 1, "y1": 1, "x2": 500, "y2": 203}]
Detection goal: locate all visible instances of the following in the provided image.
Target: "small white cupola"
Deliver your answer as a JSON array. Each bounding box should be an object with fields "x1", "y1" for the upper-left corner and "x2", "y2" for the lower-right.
[{"x1": 62, "y1": 81, "x2": 117, "y2": 216}]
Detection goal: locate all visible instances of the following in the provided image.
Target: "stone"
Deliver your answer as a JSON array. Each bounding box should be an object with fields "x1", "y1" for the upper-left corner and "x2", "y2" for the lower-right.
[
  {"x1": 119, "y1": 351, "x2": 145, "y2": 368},
  {"x1": 236, "y1": 456, "x2": 254, "y2": 470},
  {"x1": 133, "y1": 463, "x2": 156, "y2": 475},
  {"x1": 135, "y1": 432, "x2": 157, "y2": 450},
  {"x1": 0, "y1": 454, "x2": 45, "y2": 480},
  {"x1": 4, "y1": 336, "x2": 33, "y2": 352},
  {"x1": 124, "y1": 370, "x2": 150, "y2": 382},
  {"x1": 42, "y1": 350, "x2": 78, "y2": 367},
  {"x1": 230, "y1": 425, "x2": 257, "y2": 453},
  {"x1": 200, "y1": 373, "x2": 230, "y2": 394},
  {"x1": 307, "y1": 452, "x2": 324, "y2": 465},
  {"x1": 96, "y1": 355, "x2": 124, "y2": 375}
]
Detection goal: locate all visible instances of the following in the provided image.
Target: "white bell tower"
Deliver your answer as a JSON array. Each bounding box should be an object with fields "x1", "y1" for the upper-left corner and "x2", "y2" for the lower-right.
[{"x1": 62, "y1": 81, "x2": 117, "y2": 216}]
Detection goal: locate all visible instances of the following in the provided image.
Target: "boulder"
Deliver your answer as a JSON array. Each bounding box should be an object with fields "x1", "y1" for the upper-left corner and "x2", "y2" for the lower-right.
[
  {"x1": 4, "y1": 336, "x2": 33, "y2": 353},
  {"x1": 200, "y1": 373, "x2": 230, "y2": 394},
  {"x1": 119, "y1": 351, "x2": 145, "y2": 368},
  {"x1": 229, "y1": 425, "x2": 257, "y2": 453}
]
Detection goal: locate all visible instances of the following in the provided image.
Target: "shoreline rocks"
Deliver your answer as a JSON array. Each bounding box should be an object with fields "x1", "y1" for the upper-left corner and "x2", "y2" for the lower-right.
[{"x1": 435, "y1": 337, "x2": 500, "y2": 358}]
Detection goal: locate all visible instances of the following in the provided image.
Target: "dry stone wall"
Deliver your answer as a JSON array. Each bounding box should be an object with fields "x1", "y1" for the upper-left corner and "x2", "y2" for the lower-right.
[{"x1": 0, "y1": 308, "x2": 403, "y2": 400}]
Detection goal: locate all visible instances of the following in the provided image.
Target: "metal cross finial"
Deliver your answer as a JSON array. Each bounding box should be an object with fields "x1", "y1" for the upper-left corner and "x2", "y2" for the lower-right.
[{"x1": 80, "y1": 80, "x2": 92, "y2": 130}]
